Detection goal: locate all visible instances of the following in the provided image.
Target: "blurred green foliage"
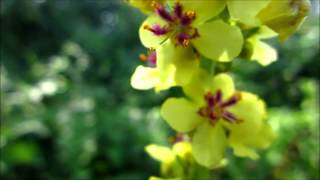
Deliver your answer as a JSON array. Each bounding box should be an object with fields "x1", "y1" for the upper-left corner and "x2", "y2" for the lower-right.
[{"x1": 0, "y1": 0, "x2": 319, "y2": 179}]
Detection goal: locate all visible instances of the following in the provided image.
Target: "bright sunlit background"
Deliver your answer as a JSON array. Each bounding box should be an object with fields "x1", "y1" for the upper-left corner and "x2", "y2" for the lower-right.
[{"x1": 1, "y1": 0, "x2": 319, "y2": 179}]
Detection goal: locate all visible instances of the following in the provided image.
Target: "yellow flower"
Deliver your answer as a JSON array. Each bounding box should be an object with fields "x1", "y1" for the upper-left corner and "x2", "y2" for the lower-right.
[
  {"x1": 257, "y1": 0, "x2": 310, "y2": 41},
  {"x1": 139, "y1": 1, "x2": 243, "y2": 62},
  {"x1": 131, "y1": 49, "x2": 175, "y2": 91},
  {"x1": 145, "y1": 142, "x2": 192, "y2": 178},
  {"x1": 130, "y1": 46, "x2": 198, "y2": 92},
  {"x1": 160, "y1": 71, "x2": 275, "y2": 168}
]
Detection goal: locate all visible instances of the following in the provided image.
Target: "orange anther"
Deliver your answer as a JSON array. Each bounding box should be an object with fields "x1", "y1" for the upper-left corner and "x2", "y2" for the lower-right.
[
  {"x1": 185, "y1": 11, "x2": 196, "y2": 19},
  {"x1": 182, "y1": 39, "x2": 190, "y2": 47},
  {"x1": 143, "y1": 24, "x2": 150, "y2": 30},
  {"x1": 151, "y1": 1, "x2": 161, "y2": 9},
  {"x1": 139, "y1": 53, "x2": 148, "y2": 62}
]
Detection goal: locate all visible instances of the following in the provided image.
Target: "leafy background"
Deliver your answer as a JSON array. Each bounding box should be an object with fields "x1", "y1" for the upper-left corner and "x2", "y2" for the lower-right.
[{"x1": 1, "y1": 0, "x2": 319, "y2": 179}]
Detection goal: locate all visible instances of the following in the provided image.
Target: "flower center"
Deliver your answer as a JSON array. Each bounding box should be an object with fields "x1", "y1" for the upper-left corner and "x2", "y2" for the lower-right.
[
  {"x1": 144, "y1": 1, "x2": 199, "y2": 47},
  {"x1": 139, "y1": 49, "x2": 157, "y2": 67},
  {"x1": 198, "y1": 90, "x2": 243, "y2": 125}
]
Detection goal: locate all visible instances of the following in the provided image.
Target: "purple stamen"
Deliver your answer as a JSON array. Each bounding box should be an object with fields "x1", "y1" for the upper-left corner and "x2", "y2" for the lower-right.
[
  {"x1": 147, "y1": 51, "x2": 157, "y2": 66},
  {"x1": 180, "y1": 11, "x2": 196, "y2": 26},
  {"x1": 197, "y1": 90, "x2": 242, "y2": 126},
  {"x1": 214, "y1": 90, "x2": 222, "y2": 104},
  {"x1": 221, "y1": 97, "x2": 238, "y2": 107},
  {"x1": 221, "y1": 93, "x2": 241, "y2": 108},
  {"x1": 180, "y1": 16, "x2": 192, "y2": 26},
  {"x1": 174, "y1": 2, "x2": 183, "y2": 18},
  {"x1": 205, "y1": 93, "x2": 215, "y2": 107},
  {"x1": 176, "y1": 33, "x2": 189, "y2": 44},
  {"x1": 146, "y1": 2, "x2": 199, "y2": 48},
  {"x1": 209, "y1": 111, "x2": 218, "y2": 121},
  {"x1": 156, "y1": 6, "x2": 174, "y2": 22},
  {"x1": 222, "y1": 111, "x2": 238, "y2": 123},
  {"x1": 145, "y1": 24, "x2": 169, "y2": 36}
]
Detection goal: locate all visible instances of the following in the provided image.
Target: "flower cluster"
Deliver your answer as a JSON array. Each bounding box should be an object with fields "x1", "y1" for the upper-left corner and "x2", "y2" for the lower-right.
[{"x1": 127, "y1": 0, "x2": 309, "y2": 173}]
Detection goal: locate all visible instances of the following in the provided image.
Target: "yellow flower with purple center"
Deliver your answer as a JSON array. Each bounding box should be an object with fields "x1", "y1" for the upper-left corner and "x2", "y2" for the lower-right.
[
  {"x1": 140, "y1": 1, "x2": 243, "y2": 62},
  {"x1": 160, "y1": 71, "x2": 275, "y2": 168}
]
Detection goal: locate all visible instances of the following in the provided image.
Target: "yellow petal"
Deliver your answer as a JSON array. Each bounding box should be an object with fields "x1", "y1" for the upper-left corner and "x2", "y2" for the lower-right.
[
  {"x1": 248, "y1": 123, "x2": 276, "y2": 148},
  {"x1": 248, "y1": 38, "x2": 277, "y2": 66},
  {"x1": 229, "y1": 143, "x2": 259, "y2": 160},
  {"x1": 229, "y1": 123, "x2": 275, "y2": 159},
  {"x1": 131, "y1": 65, "x2": 160, "y2": 90},
  {"x1": 178, "y1": 0, "x2": 226, "y2": 24},
  {"x1": 257, "y1": 0, "x2": 310, "y2": 41},
  {"x1": 182, "y1": 68, "x2": 212, "y2": 103},
  {"x1": 160, "y1": 98, "x2": 203, "y2": 132},
  {"x1": 210, "y1": 73, "x2": 235, "y2": 100},
  {"x1": 227, "y1": 0, "x2": 270, "y2": 26},
  {"x1": 227, "y1": 92, "x2": 266, "y2": 139},
  {"x1": 157, "y1": 40, "x2": 198, "y2": 86},
  {"x1": 154, "y1": 64, "x2": 176, "y2": 92},
  {"x1": 173, "y1": 141, "x2": 192, "y2": 159},
  {"x1": 192, "y1": 20, "x2": 243, "y2": 62},
  {"x1": 192, "y1": 122, "x2": 227, "y2": 168},
  {"x1": 139, "y1": 15, "x2": 168, "y2": 48},
  {"x1": 173, "y1": 50, "x2": 199, "y2": 86},
  {"x1": 145, "y1": 144, "x2": 175, "y2": 163},
  {"x1": 255, "y1": 26, "x2": 278, "y2": 39}
]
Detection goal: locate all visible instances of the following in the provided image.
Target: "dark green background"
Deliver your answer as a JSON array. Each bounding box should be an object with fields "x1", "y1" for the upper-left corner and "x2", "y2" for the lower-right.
[{"x1": 1, "y1": 0, "x2": 319, "y2": 179}]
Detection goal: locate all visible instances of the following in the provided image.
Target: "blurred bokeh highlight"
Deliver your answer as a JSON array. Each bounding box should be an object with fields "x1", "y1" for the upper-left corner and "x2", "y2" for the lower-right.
[{"x1": 1, "y1": 0, "x2": 319, "y2": 179}]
